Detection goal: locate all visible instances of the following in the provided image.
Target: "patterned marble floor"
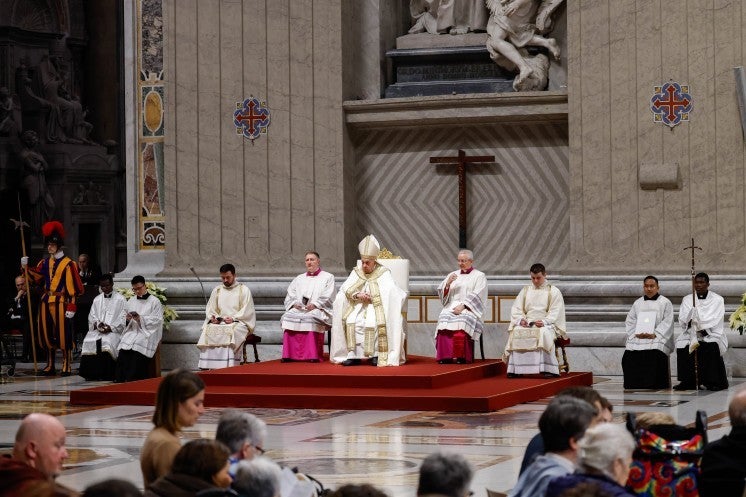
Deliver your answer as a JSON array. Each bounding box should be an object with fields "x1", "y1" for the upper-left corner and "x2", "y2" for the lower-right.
[{"x1": 0, "y1": 365, "x2": 741, "y2": 496}]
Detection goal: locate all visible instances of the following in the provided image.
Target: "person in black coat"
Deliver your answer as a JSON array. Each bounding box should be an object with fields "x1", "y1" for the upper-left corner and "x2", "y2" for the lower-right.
[{"x1": 700, "y1": 387, "x2": 746, "y2": 497}]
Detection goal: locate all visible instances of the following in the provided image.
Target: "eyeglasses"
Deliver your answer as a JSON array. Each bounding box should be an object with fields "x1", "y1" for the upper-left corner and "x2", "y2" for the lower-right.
[{"x1": 253, "y1": 445, "x2": 266, "y2": 455}]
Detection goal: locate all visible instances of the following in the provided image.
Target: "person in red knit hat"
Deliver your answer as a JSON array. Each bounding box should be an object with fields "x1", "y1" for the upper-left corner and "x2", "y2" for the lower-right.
[{"x1": 21, "y1": 220, "x2": 84, "y2": 376}]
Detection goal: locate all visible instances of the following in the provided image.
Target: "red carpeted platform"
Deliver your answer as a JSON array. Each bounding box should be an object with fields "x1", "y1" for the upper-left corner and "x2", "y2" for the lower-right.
[{"x1": 70, "y1": 356, "x2": 592, "y2": 412}]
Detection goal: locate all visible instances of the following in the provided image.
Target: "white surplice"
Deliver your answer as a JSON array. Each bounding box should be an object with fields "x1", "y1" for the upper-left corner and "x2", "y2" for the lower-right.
[
  {"x1": 625, "y1": 295, "x2": 675, "y2": 354},
  {"x1": 117, "y1": 294, "x2": 163, "y2": 359},
  {"x1": 677, "y1": 291, "x2": 728, "y2": 355},
  {"x1": 280, "y1": 270, "x2": 335, "y2": 332},
  {"x1": 197, "y1": 281, "x2": 256, "y2": 369},
  {"x1": 329, "y1": 264, "x2": 407, "y2": 366},
  {"x1": 81, "y1": 291, "x2": 127, "y2": 359},
  {"x1": 435, "y1": 269, "x2": 488, "y2": 340}
]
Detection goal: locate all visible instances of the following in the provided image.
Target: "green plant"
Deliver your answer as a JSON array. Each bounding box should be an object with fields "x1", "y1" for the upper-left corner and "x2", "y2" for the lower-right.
[
  {"x1": 728, "y1": 292, "x2": 746, "y2": 335},
  {"x1": 117, "y1": 281, "x2": 179, "y2": 330}
]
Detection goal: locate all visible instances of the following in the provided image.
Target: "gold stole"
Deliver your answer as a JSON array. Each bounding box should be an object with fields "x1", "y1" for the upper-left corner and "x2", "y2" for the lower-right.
[{"x1": 342, "y1": 264, "x2": 389, "y2": 361}]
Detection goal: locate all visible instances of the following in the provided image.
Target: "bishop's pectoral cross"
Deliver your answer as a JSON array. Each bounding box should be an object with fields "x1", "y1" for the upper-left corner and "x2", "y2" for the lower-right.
[{"x1": 430, "y1": 149, "x2": 495, "y2": 248}]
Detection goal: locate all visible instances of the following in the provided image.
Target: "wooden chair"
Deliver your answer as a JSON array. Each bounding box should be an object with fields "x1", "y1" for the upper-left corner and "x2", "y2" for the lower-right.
[
  {"x1": 554, "y1": 336, "x2": 570, "y2": 373},
  {"x1": 241, "y1": 334, "x2": 262, "y2": 364}
]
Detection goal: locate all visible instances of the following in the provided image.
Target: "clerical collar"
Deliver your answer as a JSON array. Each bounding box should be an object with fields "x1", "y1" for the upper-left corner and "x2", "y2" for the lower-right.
[
  {"x1": 460, "y1": 267, "x2": 474, "y2": 274},
  {"x1": 136, "y1": 293, "x2": 150, "y2": 300},
  {"x1": 644, "y1": 294, "x2": 659, "y2": 301},
  {"x1": 104, "y1": 293, "x2": 112, "y2": 298},
  {"x1": 697, "y1": 291, "x2": 708, "y2": 299},
  {"x1": 307, "y1": 268, "x2": 321, "y2": 276}
]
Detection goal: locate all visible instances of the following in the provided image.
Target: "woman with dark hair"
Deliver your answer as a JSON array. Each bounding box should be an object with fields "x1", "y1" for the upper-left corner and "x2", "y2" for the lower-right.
[
  {"x1": 140, "y1": 369, "x2": 206, "y2": 488},
  {"x1": 144, "y1": 439, "x2": 234, "y2": 497}
]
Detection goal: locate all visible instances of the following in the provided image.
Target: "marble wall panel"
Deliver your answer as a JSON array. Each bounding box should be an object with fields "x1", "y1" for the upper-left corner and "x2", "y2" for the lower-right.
[
  {"x1": 162, "y1": 0, "x2": 346, "y2": 276},
  {"x1": 568, "y1": 0, "x2": 746, "y2": 272},
  {"x1": 351, "y1": 123, "x2": 569, "y2": 275}
]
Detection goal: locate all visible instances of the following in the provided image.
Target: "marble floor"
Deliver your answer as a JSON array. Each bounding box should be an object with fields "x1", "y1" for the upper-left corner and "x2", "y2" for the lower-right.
[{"x1": 0, "y1": 363, "x2": 741, "y2": 496}]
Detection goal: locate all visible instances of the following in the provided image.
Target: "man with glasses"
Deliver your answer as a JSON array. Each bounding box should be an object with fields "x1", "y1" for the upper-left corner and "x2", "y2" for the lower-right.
[
  {"x1": 215, "y1": 409, "x2": 268, "y2": 479},
  {"x1": 114, "y1": 275, "x2": 163, "y2": 382}
]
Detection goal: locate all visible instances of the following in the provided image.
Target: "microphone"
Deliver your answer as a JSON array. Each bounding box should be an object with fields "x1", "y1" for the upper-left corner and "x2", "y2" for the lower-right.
[{"x1": 189, "y1": 266, "x2": 208, "y2": 306}]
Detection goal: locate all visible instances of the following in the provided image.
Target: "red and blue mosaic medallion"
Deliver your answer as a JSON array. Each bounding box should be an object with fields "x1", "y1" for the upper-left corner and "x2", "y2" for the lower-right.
[
  {"x1": 234, "y1": 97, "x2": 271, "y2": 143},
  {"x1": 650, "y1": 82, "x2": 692, "y2": 128}
]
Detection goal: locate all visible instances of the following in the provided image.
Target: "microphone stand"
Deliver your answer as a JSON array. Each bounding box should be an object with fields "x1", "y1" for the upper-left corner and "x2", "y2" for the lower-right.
[{"x1": 189, "y1": 267, "x2": 208, "y2": 306}]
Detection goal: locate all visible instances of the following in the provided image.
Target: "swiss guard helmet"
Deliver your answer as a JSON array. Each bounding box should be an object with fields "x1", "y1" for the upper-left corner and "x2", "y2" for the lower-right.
[{"x1": 42, "y1": 220, "x2": 65, "y2": 246}]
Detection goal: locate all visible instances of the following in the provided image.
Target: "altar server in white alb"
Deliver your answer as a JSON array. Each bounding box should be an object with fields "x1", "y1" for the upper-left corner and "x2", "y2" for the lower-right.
[
  {"x1": 197, "y1": 263, "x2": 256, "y2": 369},
  {"x1": 434, "y1": 249, "x2": 488, "y2": 364},
  {"x1": 280, "y1": 251, "x2": 335, "y2": 362},
  {"x1": 674, "y1": 272, "x2": 728, "y2": 391},
  {"x1": 505, "y1": 263, "x2": 567, "y2": 377},
  {"x1": 115, "y1": 275, "x2": 163, "y2": 382},
  {"x1": 79, "y1": 273, "x2": 127, "y2": 381},
  {"x1": 621, "y1": 275, "x2": 674, "y2": 389},
  {"x1": 330, "y1": 235, "x2": 407, "y2": 367}
]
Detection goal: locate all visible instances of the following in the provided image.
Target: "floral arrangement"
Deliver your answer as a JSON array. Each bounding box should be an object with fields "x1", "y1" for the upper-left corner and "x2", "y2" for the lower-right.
[
  {"x1": 728, "y1": 292, "x2": 746, "y2": 335},
  {"x1": 117, "y1": 281, "x2": 179, "y2": 330}
]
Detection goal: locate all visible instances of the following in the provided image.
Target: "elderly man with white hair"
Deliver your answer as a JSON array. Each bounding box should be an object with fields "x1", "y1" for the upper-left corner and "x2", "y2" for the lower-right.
[
  {"x1": 545, "y1": 423, "x2": 636, "y2": 497},
  {"x1": 434, "y1": 249, "x2": 487, "y2": 364},
  {"x1": 232, "y1": 456, "x2": 282, "y2": 497},
  {"x1": 330, "y1": 234, "x2": 407, "y2": 367}
]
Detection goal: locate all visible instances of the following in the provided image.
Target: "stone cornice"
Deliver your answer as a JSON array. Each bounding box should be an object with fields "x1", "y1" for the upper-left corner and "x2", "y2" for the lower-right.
[{"x1": 343, "y1": 91, "x2": 568, "y2": 130}]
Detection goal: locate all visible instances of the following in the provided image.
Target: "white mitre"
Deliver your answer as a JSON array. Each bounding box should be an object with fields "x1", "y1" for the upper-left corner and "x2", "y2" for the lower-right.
[{"x1": 358, "y1": 234, "x2": 380, "y2": 258}]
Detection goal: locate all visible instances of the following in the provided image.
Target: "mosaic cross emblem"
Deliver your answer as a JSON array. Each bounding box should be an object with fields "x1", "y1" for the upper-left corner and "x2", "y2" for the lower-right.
[
  {"x1": 650, "y1": 82, "x2": 692, "y2": 128},
  {"x1": 234, "y1": 97, "x2": 271, "y2": 142}
]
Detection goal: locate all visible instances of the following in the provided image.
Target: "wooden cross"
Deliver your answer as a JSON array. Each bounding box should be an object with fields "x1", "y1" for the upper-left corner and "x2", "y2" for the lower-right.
[{"x1": 430, "y1": 149, "x2": 495, "y2": 248}]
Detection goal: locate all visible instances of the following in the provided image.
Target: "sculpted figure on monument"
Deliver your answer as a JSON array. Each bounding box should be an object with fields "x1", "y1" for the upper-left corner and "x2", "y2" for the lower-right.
[
  {"x1": 0, "y1": 87, "x2": 21, "y2": 137},
  {"x1": 37, "y1": 54, "x2": 94, "y2": 144},
  {"x1": 485, "y1": 0, "x2": 564, "y2": 91},
  {"x1": 18, "y1": 130, "x2": 55, "y2": 232},
  {"x1": 409, "y1": 0, "x2": 489, "y2": 35}
]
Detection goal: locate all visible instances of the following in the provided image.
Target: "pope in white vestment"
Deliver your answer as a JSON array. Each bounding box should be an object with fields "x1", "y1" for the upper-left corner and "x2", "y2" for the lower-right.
[
  {"x1": 115, "y1": 276, "x2": 163, "y2": 382},
  {"x1": 621, "y1": 276, "x2": 674, "y2": 389},
  {"x1": 435, "y1": 249, "x2": 488, "y2": 363},
  {"x1": 674, "y1": 272, "x2": 728, "y2": 391},
  {"x1": 505, "y1": 264, "x2": 566, "y2": 376},
  {"x1": 197, "y1": 264, "x2": 256, "y2": 369},
  {"x1": 281, "y1": 251, "x2": 335, "y2": 362},
  {"x1": 330, "y1": 235, "x2": 407, "y2": 367},
  {"x1": 79, "y1": 275, "x2": 127, "y2": 380}
]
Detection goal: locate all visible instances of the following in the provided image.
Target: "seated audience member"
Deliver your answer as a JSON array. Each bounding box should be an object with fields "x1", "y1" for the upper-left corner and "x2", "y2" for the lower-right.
[
  {"x1": 546, "y1": 423, "x2": 636, "y2": 497},
  {"x1": 328, "y1": 484, "x2": 389, "y2": 497},
  {"x1": 417, "y1": 452, "x2": 473, "y2": 497},
  {"x1": 622, "y1": 276, "x2": 674, "y2": 389},
  {"x1": 509, "y1": 396, "x2": 597, "y2": 497},
  {"x1": 79, "y1": 273, "x2": 127, "y2": 381},
  {"x1": 520, "y1": 386, "x2": 612, "y2": 475},
  {"x1": 197, "y1": 264, "x2": 256, "y2": 369},
  {"x1": 232, "y1": 456, "x2": 282, "y2": 497},
  {"x1": 83, "y1": 479, "x2": 143, "y2": 497},
  {"x1": 141, "y1": 369, "x2": 206, "y2": 488},
  {"x1": 280, "y1": 251, "x2": 334, "y2": 362},
  {"x1": 434, "y1": 250, "x2": 487, "y2": 364},
  {"x1": 330, "y1": 235, "x2": 407, "y2": 367},
  {"x1": 505, "y1": 263, "x2": 566, "y2": 377},
  {"x1": 0, "y1": 412, "x2": 75, "y2": 496},
  {"x1": 215, "y1": 410, "x2": 268, "y2": 478},
  {"x1": 115, "y1": 275, "x2": 163, "y2": 382},
  {"x1": 699, "y1": 386, "x2": 746, "y2": 497},
  {"x1": 144, "y1": 439, "x2": 233, "y2": 497},
  {"x1": 5, "y1": 274, "x2": 32, "y2": 362}
]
